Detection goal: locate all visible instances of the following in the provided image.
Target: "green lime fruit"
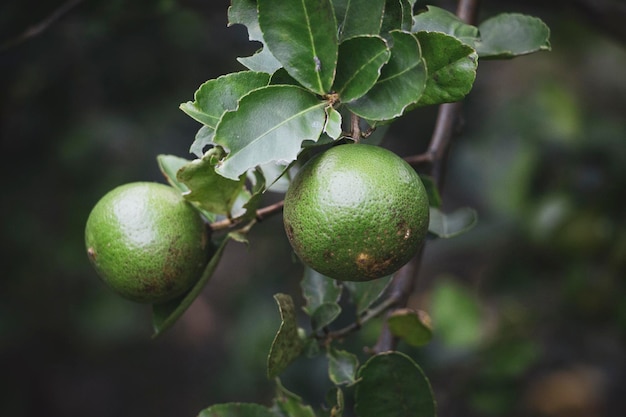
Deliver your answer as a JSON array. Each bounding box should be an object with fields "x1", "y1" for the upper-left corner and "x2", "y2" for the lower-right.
[
  {"x1": 283, "y1": 144, "x2": 430, "y2": 282},
  {"x1": 85, "y1": 182, "x2": 210, "y2": 304}
]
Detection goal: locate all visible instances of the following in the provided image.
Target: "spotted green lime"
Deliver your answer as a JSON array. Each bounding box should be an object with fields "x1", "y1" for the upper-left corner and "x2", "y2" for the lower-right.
[
  {"x1": 283, "y1": 144, "x2": 430, "y2": 282},
  {"x1": 85, "y1": 182, "x2": 210, "y2": 303}
]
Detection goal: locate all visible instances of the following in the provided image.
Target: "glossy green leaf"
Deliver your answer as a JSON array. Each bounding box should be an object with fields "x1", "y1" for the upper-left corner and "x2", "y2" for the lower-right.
[
  {"x1": 428, "y1": 206, "x2": 478, "y2": 238},
  {"x1": 301, "y1": 267, "x2": 342, "y2": 331},
  {"x1": 272, "y1": 379, "x2": 317, "y2": 417},
  {"x1": 411, "y1": 5, "x2": 479, "y2": 43},
  {"x1": 180, "y1": 71, "x2": 271, "y2": 129},
  {"x1": 237, "y1": 167, "x2": 265, "y2": 220},
  {"x1": 213, "y1": 85, "x2": 327, "y2": 180},
  {"x1": 419, "y1": 175, "x2": 442, "y2": 209},
  {"x1": 346, "y1": 31, "x2": 426, "y2": 122},
  {"x1": 475, "y1": 13, "x2": 551, "y2": 59},
  {"x1": 343, "y1": 276, "x2": 392, "y2": 315},
  {"x1": 399, "y1": 0, "x2": 414, "y2": 30},
  {"x1": 431, "y1": 278, "x2": 482, "y2": 349},
  {"x1": 258, "y1": 0, "x2": 338, "y2": 95},
  {"x1": 334, "y1": 36, "x2": 390, "y2": 102},
  {"x1": 180, "y1": 72, "x2": 271, "y2": 157},
  {"x1": 157, "y1": 154, "x2": 216, "y2": 221},
  {"x1": 324, "y1": 106, "x2": 343, "y2": 139},
  {"x1": 198, "y1": 403, "x2": 278, "y2": 417},
  {"x1": 267, "y1": 294, "x2": 304, "y2": 379},
  {"x1": 355, "y1": 352, "x2": 436, "y2": 417},
  {"x1": 157, "y1": 154, "x2": 191, "y2": 194},
  {"x1": 312, "y1": 303, "x2": 343, "y2": 332},
  {"x1": 334, "y1": 0, "x2": 385, "y2": 41},
  {"x1": 228, "y1": 0, "x2": 282, "y2": 73},
  {"x1": 176, "y1": 148, "x2": 247, "y2": 216},
  {"x1": 270, "y1": 67, "x2": 302, "y2": 87},
  {"x1": 414, "y1": 31, "x2": 477, "y2": 106},
  {"x1": 327, "y1": 347, "x2": 359, "y2": 386},
  {"x1": 190, "y1": 125, "x2": 216, "y2": 158},
  {"x1": 256, "y1": 161, "x2": 294, "y2": 193},
  {"x1": 381, "y1": 0, "x2": 402, "y2": 34},
  {"x1": 301, "y1": 268, "x2": 341, "y2": 313},
  {"x1": 152, "y1": 235, "x2": 232, "y2": 338},
  {"x1": 387, "y1": 308, "x2": 433, "y2": 347}
]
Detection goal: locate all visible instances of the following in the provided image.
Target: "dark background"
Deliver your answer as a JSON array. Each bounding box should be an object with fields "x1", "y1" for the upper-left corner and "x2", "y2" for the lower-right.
[{"x1": 1, "y1": 1, "x2": 625, "y2": 416}]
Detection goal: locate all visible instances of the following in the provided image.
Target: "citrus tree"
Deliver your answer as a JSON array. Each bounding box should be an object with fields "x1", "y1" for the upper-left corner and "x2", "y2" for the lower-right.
[{"x1": 85, "y1": 0, "x2": 551, "y2": 415}]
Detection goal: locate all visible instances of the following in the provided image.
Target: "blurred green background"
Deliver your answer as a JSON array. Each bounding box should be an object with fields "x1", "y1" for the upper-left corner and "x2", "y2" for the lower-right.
[{"x1": 1, "y1": 1, "x2": 624, "y2": 416}]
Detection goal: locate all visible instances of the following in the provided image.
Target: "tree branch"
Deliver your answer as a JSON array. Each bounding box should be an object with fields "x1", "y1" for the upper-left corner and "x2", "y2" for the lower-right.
[{"x1": 0, "y1": 0, "x2": 84, "y2": 52}]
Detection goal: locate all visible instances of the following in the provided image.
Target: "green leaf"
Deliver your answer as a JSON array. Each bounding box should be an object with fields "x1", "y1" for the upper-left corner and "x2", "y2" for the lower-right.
[
  {"x1": 270, "y1": 67, "x2": 302, "y2": 87},
  {"x1": 267, "y1": 294, "x2": 304, "y2": 379},
  {"x1": 213, "y1": 85, "x2": 327, "y2": 180},
  {"x1": 334, "y1": 36, "x2": 390, "y2": 102},
  {"x1": 301, "y1": 268, "x2": 341, "y2": 313},
  {"x1": 228, "y1": 0, "x2": 282, "y2": 73},
  {"x1": 343, "y1": 276, "x2": 392, "y2": 315},
  {"x1": 258, "y1": 0, "x2": 338, "y2": 95},
  {"x1": 399, "y1": 0, "x2": 414, "y2": 30},
  {"x1": 176, "y1": 148, "x2": 247, "y2": 217},
  {"x1": 324, "y1": 106, "x2": 343, "y2": 140},
  {"x1": 346, "y1": 31, "x2": 426, "y2": 122},
  {"x1": 428, "y1": 206, "x2": 477, "y2": 238},
  {"x1": 312, "y1": 303, "x2": 343, "y2": 333},
  {"x1": 256, "y1": 161, "x2": 294, "y2": 193},
  {"x1": 301, "y1": 267, "x2": 342, "y2": 331},
  {"x1": 387, "y1": 308, "x2": 433, "y2": 347},
  {"x1": 411, "y1": 5, "x2": 479, "y2": 43},
  {"x1": 157, "y1": 154, "x2": 216, "y2": 221},
  {"x1": 190, "y1": 125, "x2": 216, "y2": 158},
  {"x1": 152, "y1": 235, "x2": 232, "y2": 337},
  {"x1": 414, "y1": 31, "x2": 477, "y2": 106},
  {"x1": 180, "y1": 71, "x2": 271, "y2": 129},
  {"x1": 272, "y1": 379, "x2": 317, "y2": 417},
  {"x1": 238, "y1": 167, "x2": 266, "y2": 219},
  {"x1": 157, "y1": 154, "x2": 191, "y2": 193},
  {"x1": 334, "y1": 0, "x2": 385, "y2": 41},
  {"x1": 431, "y1": 278, "x2": 482, "y2": 349},
  {"x1": 327, "y1": 347, "x2": 359, "y2": 386},
  {"x1": 419, "y1": 175, "x2": 442, "y2": 209},
  {"x1": 180, "y1": 72, "x2": 271, "y2": 157},
  {"x1": 198, "y1": 403, "x2": 278, "y2": 417},
  {"x1": 381, "y1": 0, "x2": 413, "y2": 34},
  {"x1": 355, "y1": 352, "x2": 436, "y2": 417},
  {"x1": 475, "y1": 13, "x2": 551, "y2": 59}
]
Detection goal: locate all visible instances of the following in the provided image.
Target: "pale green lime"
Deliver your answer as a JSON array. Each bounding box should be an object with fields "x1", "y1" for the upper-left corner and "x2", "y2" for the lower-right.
[
  {"x1": 283, "y1": 144, "x2": 429, "y2": 282},
  {"x1": 85, "y1": 182, "x2": 210, "y2": 303}
]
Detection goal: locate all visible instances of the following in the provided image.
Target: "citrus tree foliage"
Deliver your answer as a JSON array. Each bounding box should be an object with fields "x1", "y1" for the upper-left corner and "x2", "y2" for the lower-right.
[{"x1": 151, "y1": 0, "x2": 550, "y2": 415}]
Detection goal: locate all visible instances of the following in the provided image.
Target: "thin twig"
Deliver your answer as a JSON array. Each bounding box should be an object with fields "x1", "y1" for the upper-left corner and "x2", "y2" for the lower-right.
[
  {"x1": 256, "y1": 199, "x2": 284, "y2": 221},
  {"x1": 0, "y1": 0, "x2": 84, "y2": 52},
  {"x1": 456, "y1": 0, "x2": 481, "y2": 24},
  {"x1": 320, "y1": 291, "x2": 401, "y2": 342},
  {"x1": 210, "y1": 199, "x2": 284, "y2": 232},
  {"x1": 350, "y1": 113, "x2": 361, "y2": 142}
]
